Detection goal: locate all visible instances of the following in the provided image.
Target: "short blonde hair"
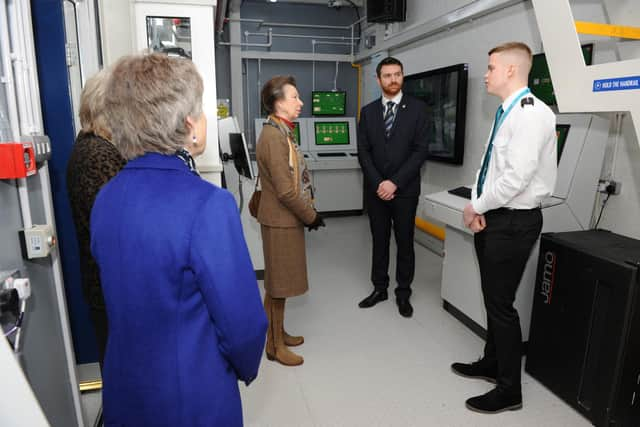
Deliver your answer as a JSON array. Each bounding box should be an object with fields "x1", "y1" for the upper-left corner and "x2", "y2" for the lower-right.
[
  {"x1": 79, "y1": 69, "x2": 111, "y2": 140},
  {"x1": 104, "y1": 53, "x2": 204, "y2": 160},
  {"x1": 489, "y1": 42, "x2": 533, "y2": 74}
]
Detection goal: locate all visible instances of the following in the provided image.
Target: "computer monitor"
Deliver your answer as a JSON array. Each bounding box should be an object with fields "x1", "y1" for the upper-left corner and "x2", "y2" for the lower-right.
[
  {"x1": 312, "y1": 91, "x2": 347, "y2": 116},
  {"x1": 314, "y1": 121, "x2": 350, "y2": 146},
  {"x1": 529, "y1": 44, "x2": 594, "y2": 106},
  {"x1": 403, "y1": 63, "x2": 468, "y2": 165},
  {"x1": 291, "y1": 122, "x2": 301, "y2": 145},
  {"x1": 556, "y1": 124, "x2": 570, "y2": 164},
  {"x1": 229, "y1": 132, "x2": 254, "y2": 179}
]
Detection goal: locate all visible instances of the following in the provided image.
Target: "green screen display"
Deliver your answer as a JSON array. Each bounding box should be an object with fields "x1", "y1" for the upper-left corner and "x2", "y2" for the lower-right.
[
  {"x1": 314, "y1": 122, "x2": 350, "y2": 145},
  {"x1": 529, "y1": 44, "x2": 593, "y2": 106},
  {"x1": 556, "y1": 124, "x2": 570, "y2": 164},
  {"x1": 312, "y1": 91, "x2": 346, "y2": 116},
  {"x1": 292, "y1": 122, "x2": 301, "y2": 145}
]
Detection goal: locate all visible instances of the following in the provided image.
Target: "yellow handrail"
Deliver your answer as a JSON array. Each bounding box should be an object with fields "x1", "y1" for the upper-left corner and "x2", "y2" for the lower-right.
[
  {"x1": 415, "y1": 217, "x2": 445, "y2": 241},
  {"x1": 79, "y1": 379, "x2": 102, "y2": 392},
  {"x1": 351, "y1": 62, "x2": 362, "y2": 121},
  {"x1": 575, "y1": 21, "x2": 640, "y2": 40}
]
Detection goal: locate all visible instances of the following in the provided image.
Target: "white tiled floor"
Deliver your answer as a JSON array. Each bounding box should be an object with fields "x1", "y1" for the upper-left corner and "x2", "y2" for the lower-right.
[
  {"x1": 81, "y1": 215, "x2": 590, "y2": 427},
  {"x1": 239, "y1": 216, "x2": 590, "y2": 427}
]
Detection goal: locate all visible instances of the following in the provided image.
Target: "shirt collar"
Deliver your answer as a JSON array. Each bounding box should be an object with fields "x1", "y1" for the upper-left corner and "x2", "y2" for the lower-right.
[
  {"x1": 501, "y1": 86, "x2": 529, "y2": 110},
  {"x1": 382, "y1": 91, "x2": 403, "y2": 108}
]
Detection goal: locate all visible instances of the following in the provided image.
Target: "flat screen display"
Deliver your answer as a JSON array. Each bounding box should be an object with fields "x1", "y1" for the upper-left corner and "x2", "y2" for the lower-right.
[
  {"x1": 292, "y1": 122, "x2": 301, "y2": 145},
  {"x1": 556, "y1": 124, "x2": 570, "y2": 164},
  {"x1": 403, "y1": 63, "x2": 468, "y2": 165},
  {"x1": 530, "y1": 44, "x2": 594, "y2": 106},
  {"x1": 312, "y1": 91, "x2": 346, "y2": 116},
  {"x1": 314, "y1": 121, "x2": 350, "y2": 145}
]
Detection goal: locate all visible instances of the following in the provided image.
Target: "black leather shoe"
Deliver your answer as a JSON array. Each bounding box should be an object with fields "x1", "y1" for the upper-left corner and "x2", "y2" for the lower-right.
[
  {"x1": 358, "y1": 290, "x2": 388, "y2": 308},
  {"x1": 451, "y1": 360, "x2": 497, "y2": 383},
  {"x1": 465, "y1": 388, "x2": 522, "y2": 414},
  {"x1": 396, "y1": 298, "x2": 413, "y2": 317}
]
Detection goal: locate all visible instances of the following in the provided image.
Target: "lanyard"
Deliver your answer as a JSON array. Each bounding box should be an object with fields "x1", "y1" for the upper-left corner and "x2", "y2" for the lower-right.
[{"x1": 491, "y1": 87, "x2": 531, "y2": 140}]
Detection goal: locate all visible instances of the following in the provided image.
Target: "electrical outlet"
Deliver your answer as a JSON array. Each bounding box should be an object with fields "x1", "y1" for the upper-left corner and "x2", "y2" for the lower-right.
[
  {"x1": 18, "y1": 225, "x2": 56, "y2": 259},
  {"x1": 598, "y1": 179, "x2": 622, "y2": 195},
  {"x1": 607, "y1": 180, "x2": 621, "y2": 195}
]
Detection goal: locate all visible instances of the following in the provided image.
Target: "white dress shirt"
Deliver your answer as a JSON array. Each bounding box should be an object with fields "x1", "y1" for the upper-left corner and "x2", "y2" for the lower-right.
[
  {"x1": 381, "y1": 91, "x2": 403, "y2": 116},
  {"x1": 472, "y1": 86, "x2": 557, "y2": 214}
]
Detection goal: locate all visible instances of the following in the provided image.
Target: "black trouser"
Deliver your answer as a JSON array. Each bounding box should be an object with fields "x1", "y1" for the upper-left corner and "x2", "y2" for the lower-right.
[
  {"x1": 366, "y1": 192, "x2": 419, "y2": 300},
  {"x1": 474, "y1": 207, "x2": 542, "y2": 395}
]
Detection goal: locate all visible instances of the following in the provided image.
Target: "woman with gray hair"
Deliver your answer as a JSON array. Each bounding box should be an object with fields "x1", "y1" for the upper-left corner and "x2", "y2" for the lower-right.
[
  {"x1": 90, "y1": 53, "x2": 267, "y2": 427},
  {"x1": 67, "y1": 67, "x2": 126, "y2": 368}
]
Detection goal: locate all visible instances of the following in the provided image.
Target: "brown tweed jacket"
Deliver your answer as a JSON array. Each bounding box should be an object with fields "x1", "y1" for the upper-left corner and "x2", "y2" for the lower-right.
[{"x1": 256, "y1": 123, "x2": 316, "y2": 227}]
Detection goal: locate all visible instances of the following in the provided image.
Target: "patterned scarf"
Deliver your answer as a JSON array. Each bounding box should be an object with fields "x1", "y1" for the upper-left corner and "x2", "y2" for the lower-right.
[
  {"x1": 175, "y1": 148, "x2": 199, "y2": 176},
  {"x1": 266, "y1": 115, "x2": 315, "y2": 206}
]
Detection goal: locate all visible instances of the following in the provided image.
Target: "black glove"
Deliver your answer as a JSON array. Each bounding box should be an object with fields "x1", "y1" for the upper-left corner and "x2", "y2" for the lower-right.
[{"x1": 307, "y1": 213, "x2": 326, "y2": 231}]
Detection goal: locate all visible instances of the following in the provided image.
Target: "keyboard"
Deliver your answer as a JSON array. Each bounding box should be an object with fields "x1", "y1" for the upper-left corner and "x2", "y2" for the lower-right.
[
  {"x1": 448, "y1": 186, "x2": 472, "y2": 200},
  {"x1": 317, "y1": 152, "x2": 346, "y2": 157}
]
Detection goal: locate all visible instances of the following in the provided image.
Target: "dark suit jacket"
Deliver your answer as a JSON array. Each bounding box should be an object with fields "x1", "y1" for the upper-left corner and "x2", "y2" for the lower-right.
[{"x1": 357, "y1": 94, "x2": 429, "y2": 197}]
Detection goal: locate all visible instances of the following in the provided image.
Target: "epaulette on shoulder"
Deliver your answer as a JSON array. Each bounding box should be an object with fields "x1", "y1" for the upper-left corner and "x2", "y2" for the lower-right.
[{"x1": 521, "y1": 97, "x2": 534, "y2": 108}]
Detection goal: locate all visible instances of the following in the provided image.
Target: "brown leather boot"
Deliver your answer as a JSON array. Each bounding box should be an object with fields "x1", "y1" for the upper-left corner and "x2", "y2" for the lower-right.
[
  {"x1": 263, "y1": 295, "x2": 275, "y2": 359},
  {"x1": 282, "y1": 298, "x2": 304, "y2": 347},
  {"x1": 268, "y1": 298, "x2": 303, "y2": 366}
]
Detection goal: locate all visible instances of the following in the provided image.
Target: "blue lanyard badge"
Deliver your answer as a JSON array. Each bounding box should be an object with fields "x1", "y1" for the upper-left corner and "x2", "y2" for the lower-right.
[
  {"x1": 492, "y1": 87, "x2": 531, "y2": 139},
  {"x1": 476, "y1": 88, "x2": 531, "y2": 197}
]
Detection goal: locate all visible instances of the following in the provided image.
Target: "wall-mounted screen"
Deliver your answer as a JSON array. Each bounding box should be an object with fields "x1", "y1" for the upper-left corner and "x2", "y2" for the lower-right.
[
  {"x1": 529, "y1": 44, "x2": 594, "y2": 106},
  {"x1": 292, "y1": 122, "x2": 301, "y2": 145},
  {"x1": 556, "y1": 124, "x2": 570, "y2": 164},
  {"x1": 403, "y1": 63, "x2": 468, "y2": 165},
  {"x1": 312, "y1": 91, "x2": 346, "y2": 116},
  {"x1": 314, "y1": 121, "x2": 350, "y2": 145}
]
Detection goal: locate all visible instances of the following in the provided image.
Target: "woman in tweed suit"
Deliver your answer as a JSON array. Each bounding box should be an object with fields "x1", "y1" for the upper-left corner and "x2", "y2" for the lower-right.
[{"x1": 256, "y1": 75, "x2": 324, "y2": 366}]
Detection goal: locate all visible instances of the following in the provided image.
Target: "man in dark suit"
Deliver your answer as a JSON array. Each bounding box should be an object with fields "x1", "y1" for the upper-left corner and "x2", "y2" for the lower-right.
[{"x1": 357, "y1": 57, "x2": 429, "y2": 318}]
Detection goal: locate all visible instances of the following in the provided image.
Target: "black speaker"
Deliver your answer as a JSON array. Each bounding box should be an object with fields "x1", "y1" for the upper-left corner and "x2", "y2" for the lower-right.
[
  {"x1": 366, "y1": 0, "x2": 406, "y2": 23},
  {"x1": 526, "y1": 230, "x2": 640, "y2": 427}
]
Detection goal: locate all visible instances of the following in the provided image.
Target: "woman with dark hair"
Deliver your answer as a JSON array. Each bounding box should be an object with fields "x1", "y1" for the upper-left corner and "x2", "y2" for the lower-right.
[
  {"x1": 66, "y1": 68, "x2": 126, "y2": 367},
  {"x1": 256, "y1": 75, "x2": 324, "y2": 366},
  {"x1": 91, "y1": 53, "x2": 267, "y2": 427}
]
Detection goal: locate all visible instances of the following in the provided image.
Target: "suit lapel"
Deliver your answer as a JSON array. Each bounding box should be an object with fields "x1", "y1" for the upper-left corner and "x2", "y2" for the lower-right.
[{"x1": 373, "y1": 99, "x2": 386, "y2": 137}]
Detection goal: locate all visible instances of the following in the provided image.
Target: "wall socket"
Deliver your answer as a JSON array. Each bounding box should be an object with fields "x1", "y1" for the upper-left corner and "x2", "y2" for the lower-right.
[{"x1": 598, "y1": 179, "x2": 622, "y2": 195}]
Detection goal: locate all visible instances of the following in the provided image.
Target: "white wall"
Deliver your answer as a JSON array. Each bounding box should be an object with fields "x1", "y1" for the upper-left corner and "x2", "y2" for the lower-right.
[{"x1": 361, "y1": 0, "x2": 640, "y2": 239}]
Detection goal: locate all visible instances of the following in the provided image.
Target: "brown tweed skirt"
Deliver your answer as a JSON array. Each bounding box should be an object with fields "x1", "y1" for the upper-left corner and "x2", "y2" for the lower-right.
[{"x1": 261, "y1": 224, "x2": 309, "y2": 298}]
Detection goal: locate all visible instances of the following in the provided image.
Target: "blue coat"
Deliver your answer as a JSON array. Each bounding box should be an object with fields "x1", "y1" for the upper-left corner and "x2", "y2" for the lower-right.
[{"x1": 91, "y1": 153, "x2": 267, "y2": 427}]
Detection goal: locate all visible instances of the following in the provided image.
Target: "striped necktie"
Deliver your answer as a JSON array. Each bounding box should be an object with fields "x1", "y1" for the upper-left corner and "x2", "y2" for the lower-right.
[
  {"x1": 476, "y1": 105, "x2": 505, "y2": 197},
  {"x1": 384, "y1": 101, "x2": 396, "y2": 137}
]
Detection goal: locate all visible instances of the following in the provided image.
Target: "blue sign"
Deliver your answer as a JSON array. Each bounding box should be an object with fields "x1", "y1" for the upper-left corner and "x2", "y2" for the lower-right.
[{"x1": 593, "y1": 76, "x2": 640, "y2": 92}]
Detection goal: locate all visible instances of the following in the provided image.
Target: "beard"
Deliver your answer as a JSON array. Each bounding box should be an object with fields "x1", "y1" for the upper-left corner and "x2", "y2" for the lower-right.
[{"x1": 381, "y1": 82, "x2": 402, "y2": 97}]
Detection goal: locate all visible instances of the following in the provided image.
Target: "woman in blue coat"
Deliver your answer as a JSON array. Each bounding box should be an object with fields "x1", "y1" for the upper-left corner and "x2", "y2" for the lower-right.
[{"x1": 91, "y1": 53, "x2": 267, "y2": 427}]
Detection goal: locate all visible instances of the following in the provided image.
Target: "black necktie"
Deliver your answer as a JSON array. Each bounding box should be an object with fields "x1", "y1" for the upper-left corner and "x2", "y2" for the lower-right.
[{"x1": 384, "y1": 101, "x2": 395, "y2": 137}]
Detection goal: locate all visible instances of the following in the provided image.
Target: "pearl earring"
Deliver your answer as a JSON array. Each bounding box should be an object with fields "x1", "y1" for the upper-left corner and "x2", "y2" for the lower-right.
[{"x1": 192, "y1": 135, "x2": 198, "y2": 145}]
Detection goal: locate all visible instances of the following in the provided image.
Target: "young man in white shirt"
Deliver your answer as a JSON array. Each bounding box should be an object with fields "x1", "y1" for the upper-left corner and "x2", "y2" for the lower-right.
[{"x1": 452, "y1": 41, "x2": 557, "y2": 413}]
